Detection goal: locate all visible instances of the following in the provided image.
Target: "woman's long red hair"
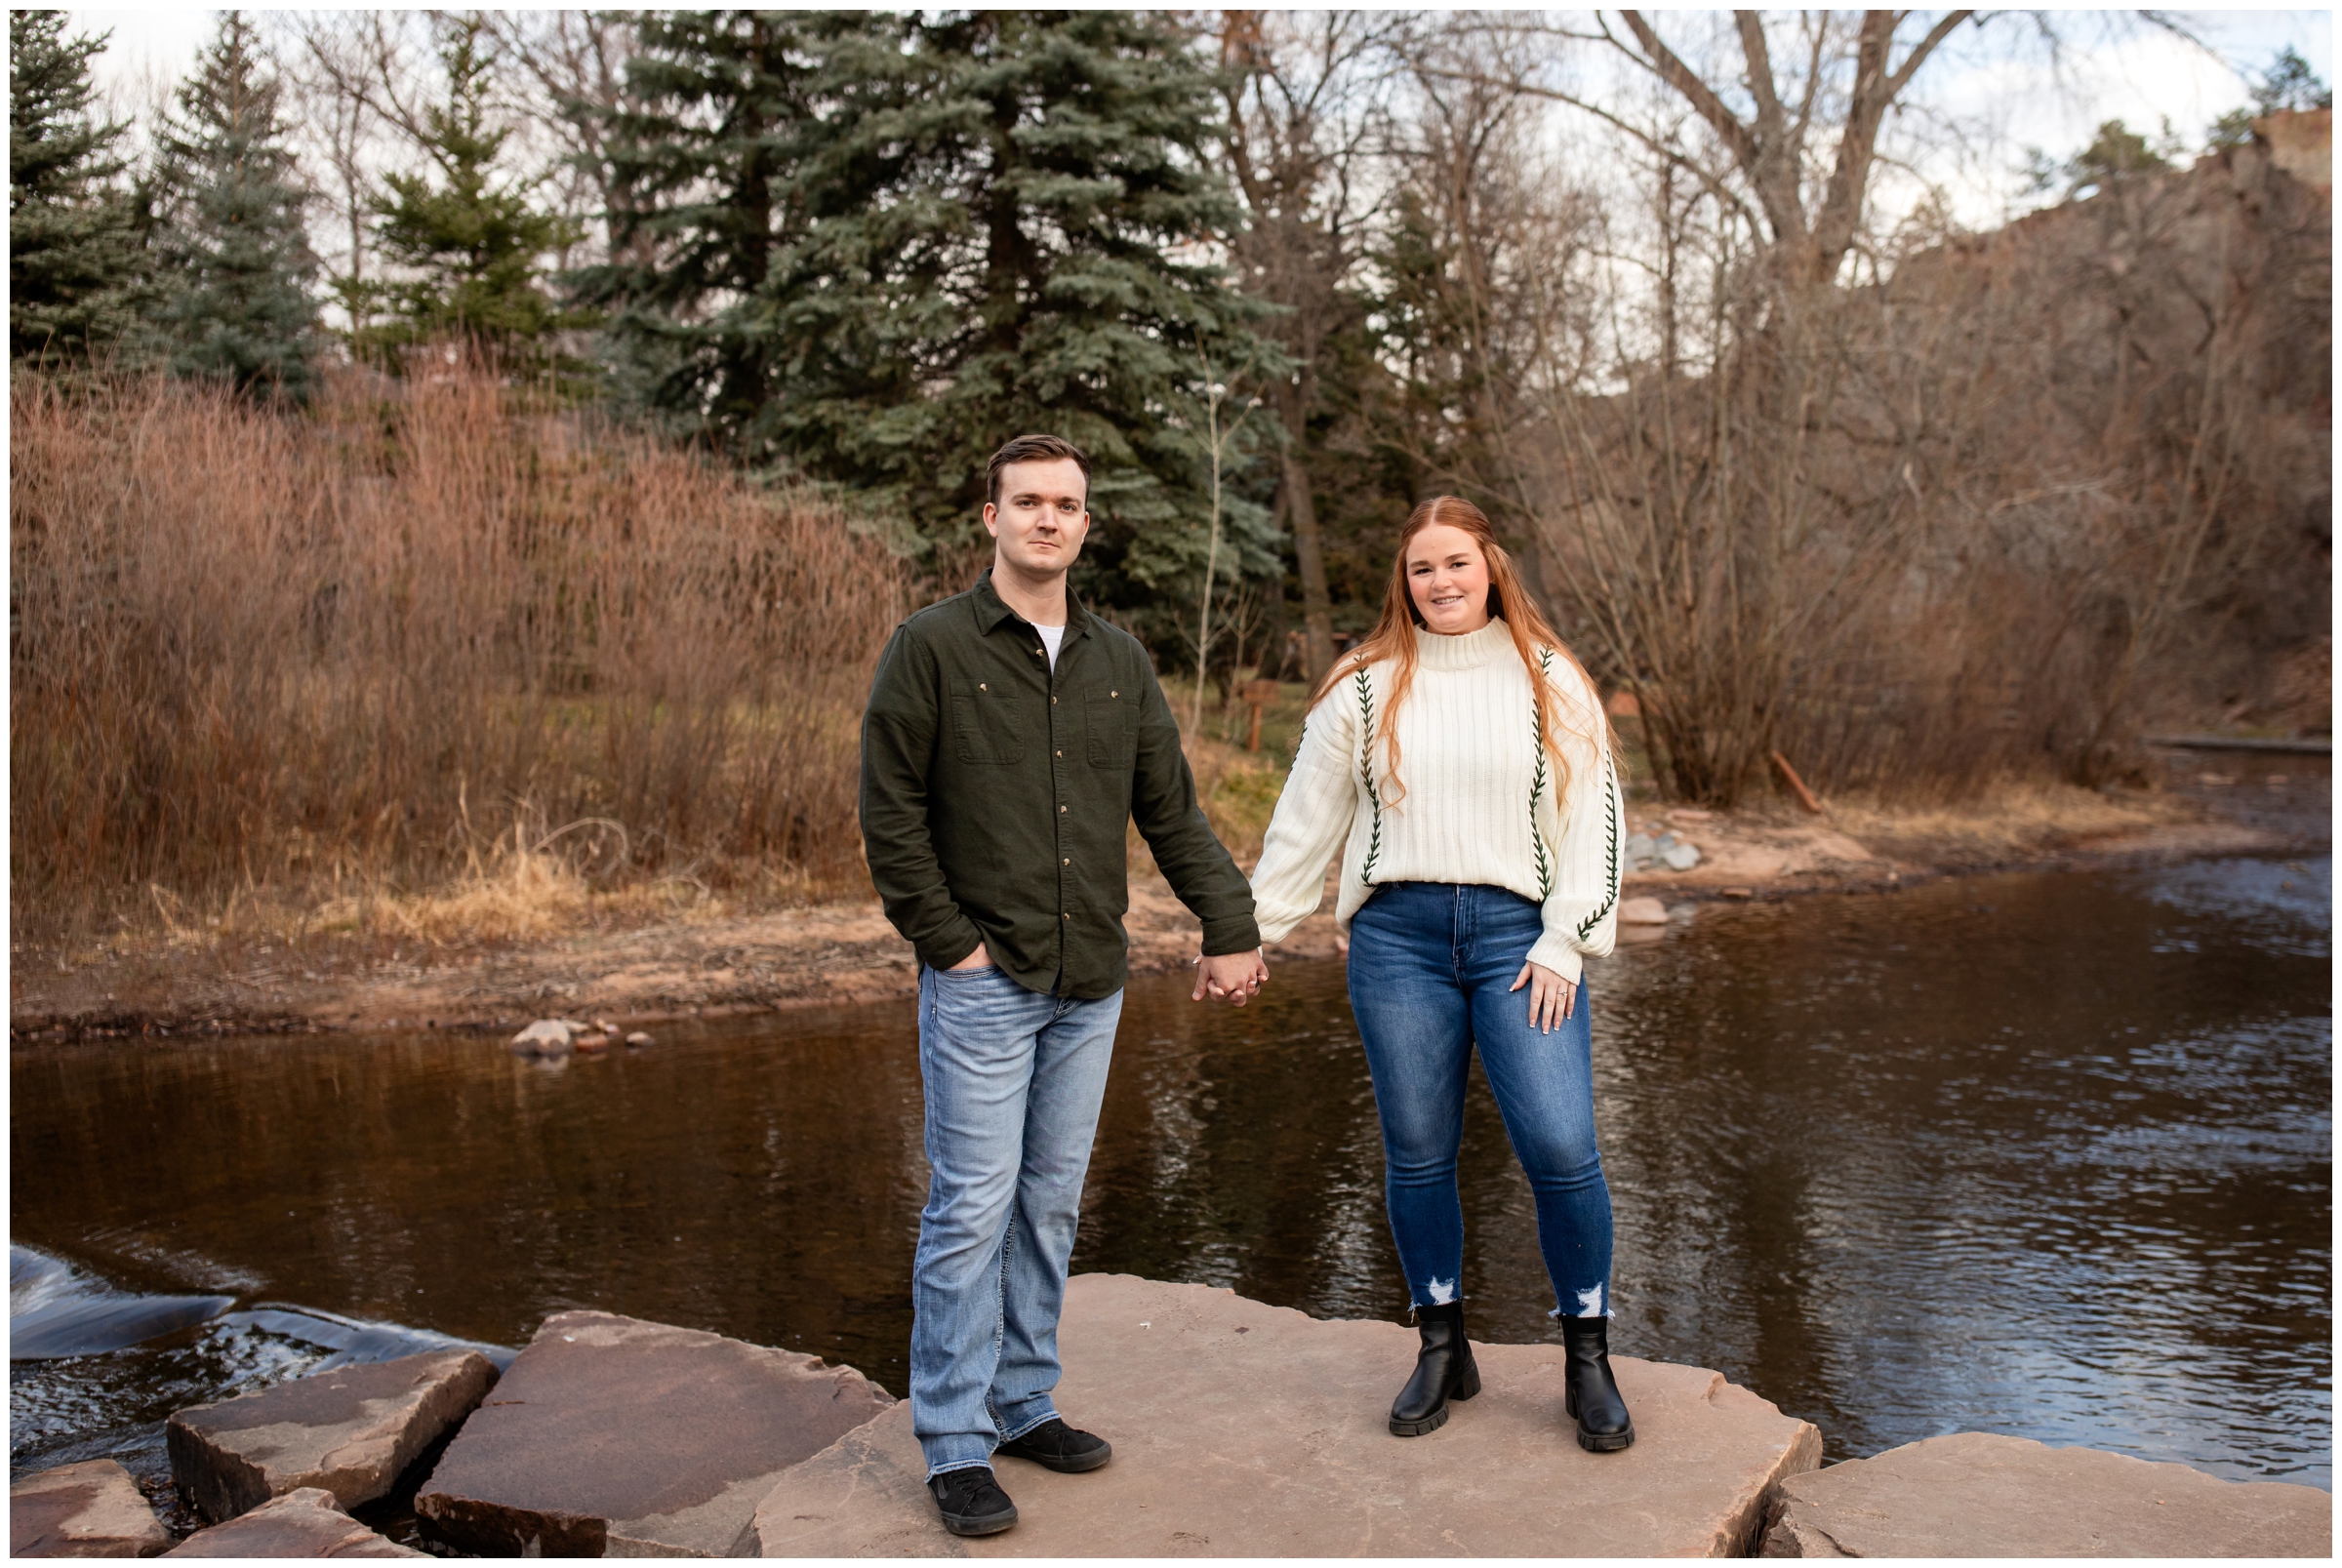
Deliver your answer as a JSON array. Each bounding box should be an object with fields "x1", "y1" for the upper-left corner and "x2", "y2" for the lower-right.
[{"x1": 1307, "y1": 496, "x2": 1613, "y2": 805}]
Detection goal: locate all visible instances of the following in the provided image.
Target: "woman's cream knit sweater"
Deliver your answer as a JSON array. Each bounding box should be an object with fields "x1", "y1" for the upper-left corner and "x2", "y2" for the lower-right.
[{"x1": 1250, "y1": 619, "x2": 1622, "y2": 982}]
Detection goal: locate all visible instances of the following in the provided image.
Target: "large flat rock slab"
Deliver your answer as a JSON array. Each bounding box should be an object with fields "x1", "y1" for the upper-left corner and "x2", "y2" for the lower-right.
[
  {"x1": 1758, "y1": 1431, "x2": 2331, "y2": 1557},
  {"x1": 167, "y1": 1348, "x2": 497, "y2": 1521},
  {"x1": 749, "y1": 1273, "x2": 1822, "y2": 1557},
  {"x1": 415, "y1": 1309, "x2": 895, "y2": 1556},
  {"x1": 1760, "y1": 1441, "x2": 2332, "y2": 1563},
  {"x1": 162, "y1": 1487, "x2": 421, "y2": 1557},
  {"x1": 12, "y1": 1459, "x2": 171, "y2": 1557}
]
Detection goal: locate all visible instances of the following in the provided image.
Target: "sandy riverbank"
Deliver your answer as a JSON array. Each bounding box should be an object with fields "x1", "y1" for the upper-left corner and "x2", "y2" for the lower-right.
[{"x1": 13, "y1": 769, "x2": 2322, "y2": 1045}]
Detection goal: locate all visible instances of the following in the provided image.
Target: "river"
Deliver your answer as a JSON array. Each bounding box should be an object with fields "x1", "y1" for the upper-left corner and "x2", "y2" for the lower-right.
[{"x1": 12, "y1": 827, "x2": 2331, "y2": 1523}]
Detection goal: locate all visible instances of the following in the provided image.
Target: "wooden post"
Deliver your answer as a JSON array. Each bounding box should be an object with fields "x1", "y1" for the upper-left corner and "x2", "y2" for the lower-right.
[
  {"x1": 1241, "y1": 679, "x2": 1279, "y2": 752},
  {"x1": 1771, "y1": 749, "x2": 1824, "y2": 814}
]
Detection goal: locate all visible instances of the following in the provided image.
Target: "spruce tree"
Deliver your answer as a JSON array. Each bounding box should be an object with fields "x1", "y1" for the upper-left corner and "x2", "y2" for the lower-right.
[
  {"x1": 152, "y1": 12, "x2": 320, "y2": 400},
  {"x1": 372, "y1": 15, "x2": 577, "y2": 359},
  {"x1": 10, "y1": 11, "x2": 149, "y2": 365},
  {"x1": 595, "y1": 10, "x2": 1282, "y2": 619},
  {"x1": 579, "y1": 9, "x2": 848, "y2": 439}
]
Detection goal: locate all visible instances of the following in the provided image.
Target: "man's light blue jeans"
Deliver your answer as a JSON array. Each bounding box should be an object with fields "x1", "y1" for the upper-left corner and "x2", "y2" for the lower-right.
[{"x1": 910, "y1": 962, "x2": 1123, "y2": 1478}]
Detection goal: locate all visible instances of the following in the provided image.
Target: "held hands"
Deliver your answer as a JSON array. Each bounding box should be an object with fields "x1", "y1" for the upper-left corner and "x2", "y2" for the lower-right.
[
  {"x1": 1192, "y1": 948, "x2": 1269, "y2": 1006},
  {"x1": 1511, "y1": 960, "x2": 1576, "y2": 1033},
  {"x1": 955, "y1": 943, "x2": 1269, "y2": 1006}
]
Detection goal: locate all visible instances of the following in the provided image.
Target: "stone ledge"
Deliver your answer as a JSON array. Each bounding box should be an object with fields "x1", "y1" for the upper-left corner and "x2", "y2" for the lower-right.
[
  {"x1": 1758, "y1": 1430, "x2": 2331, "y2": 1558},
  {"x1": 162, "y1": 1487, "x2": 420, "y2": 1558},
  {"x1": 11, "y1": 1458, "x2": 172, "y2": 1558},
  {"x1": 749, "y1": 1273, "x2": 1822, "y2": 1557},
  {"x1": 167, "y1": 1348, "x2": 497, "y2": 1522},
  {"x1": 414, "y1": 1309, "x2": 895, "y2": 1556}
]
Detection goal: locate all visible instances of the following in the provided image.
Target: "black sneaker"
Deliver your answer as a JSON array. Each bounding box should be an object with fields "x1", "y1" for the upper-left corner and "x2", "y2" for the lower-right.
[
  {"x1": 927, "y1": 1466, "x2": 1018, "y2": 1536},
  {"x1": 994, "y1": 1417, "x2": 1113, "y2": 1473}
]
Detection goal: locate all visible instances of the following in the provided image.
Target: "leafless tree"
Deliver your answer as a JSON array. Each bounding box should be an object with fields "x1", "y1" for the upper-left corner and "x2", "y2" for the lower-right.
[
  {"x1": 1362, "y1": 12, "x2": 2003, "y2": 802},
  {"x1": 482, "y1": 12, "x2": 642, "y2": 271},
  {"x1": 1427, "y1": 11, "x2": 1980, "y2": 291},
  {"x1": 276, "y1": 17, "x2": 395, "y2": 336},
  {"x1": 1894, "y1": 132, "x2": 2323, "y2": 784},
  {"x1": 1372, "y1": 18, "x2": 1603, "y2": 593},
  {"x1": 1215, "y1": 10, "x2": 1402, "y2": 678}
]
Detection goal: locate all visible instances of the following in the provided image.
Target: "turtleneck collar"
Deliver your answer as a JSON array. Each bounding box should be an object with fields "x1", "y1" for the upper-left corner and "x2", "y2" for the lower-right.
[{"x1": 1413, "y1": 617, "x2": 1512, "y2": 672}]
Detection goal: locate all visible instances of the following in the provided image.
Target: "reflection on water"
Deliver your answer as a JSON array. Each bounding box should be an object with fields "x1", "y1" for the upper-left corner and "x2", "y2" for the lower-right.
[{"x1": 12, "y1": 854, "x2": 2330, "y2": 1494}]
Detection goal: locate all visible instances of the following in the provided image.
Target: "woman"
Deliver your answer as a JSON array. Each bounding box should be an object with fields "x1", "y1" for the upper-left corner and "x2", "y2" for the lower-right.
[{"x1": 1249, "y1": 496, "x2": 1631, "y2": 1452}]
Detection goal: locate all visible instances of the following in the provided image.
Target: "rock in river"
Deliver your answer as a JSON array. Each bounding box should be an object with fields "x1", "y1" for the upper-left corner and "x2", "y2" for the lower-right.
[
  {"x1": 12, "y1": 1458, "x2": 171, "y2": 1557},
  {"x1": 168, "y1": 1348, "x2": 498, "y2": 1522},
  {"x1": 748, "y1": 1273, "x2": 1820, "y2": 1556},
  {"x1": 415, "y1": 1310, "x2": 894, "y2": 1556},
  {"x1": 1619, "y1": 896, "x2": 1671, "y2": 926},
  {"x1": 507, "y1": 1020, "x2": 574, "y2": 1057},
  {"x1": 162, "y1": 1488, "x2": 421, "y2": 1558},
  {"x1": 1757, "y1": 1430, "x2": 2331, "y2": 1557}
]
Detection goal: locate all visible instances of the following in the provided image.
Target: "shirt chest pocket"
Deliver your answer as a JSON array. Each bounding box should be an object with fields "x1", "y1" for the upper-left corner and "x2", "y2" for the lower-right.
[
  {"x1": 1085, "y1": 688, "x2": 1134, "y2": 769},
  {"x1": 949, "y1": 678, "x2": 1025, "y2": 766}
]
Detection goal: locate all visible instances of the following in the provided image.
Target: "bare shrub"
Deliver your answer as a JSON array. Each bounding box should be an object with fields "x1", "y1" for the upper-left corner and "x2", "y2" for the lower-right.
[
  {"x1": 1848, "y1": 131, "x2": 2330, "y2": 786},
  {"x1": 1538, "y1": 136, "x2": 2326, "y2": 803},
  {"x1": 12, "y1": 361, "x2": 910, "y2": 943},
  {"x1": 1393, "y1": 18, "x2": 2325, "y2": 806}
]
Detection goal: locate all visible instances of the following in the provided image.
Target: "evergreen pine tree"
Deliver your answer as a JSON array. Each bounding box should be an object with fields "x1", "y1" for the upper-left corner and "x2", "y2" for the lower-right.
[
  {"x1": 579, "y1": 9, "x2": 848, "y2": 438},
  {"x1": 595, "y1": 10, "x2": 1282, "y2": 620},
  {"x1": 2210, "y1": 46, "x2": 2334, "y2": 149},
  {"x1": 2059, "y1": 119, "x2": 2179, "y2": 197},
  {"x1": 152, "y1": 12, "x2": 320, "y2": 400},
  {"x1": 10, "y1": 11, "x2": 150, "y2": 365},
  {"x1": 372, "y1": 15, "x2": 578, "y2": 359}
]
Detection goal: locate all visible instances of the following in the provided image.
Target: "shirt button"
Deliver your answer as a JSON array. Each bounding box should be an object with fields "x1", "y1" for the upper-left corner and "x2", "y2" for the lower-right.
[
  {"x1": 1055, "y1": 749, "x2": 1063, "y2": 757},
  {"x1": 1051, "y1": 696, "x2": 1059, "y2": 704},
  {"x1": 1060, "y1": 805, "x2": 1068, "y2": 814},
  {"x1": 1063, "y1": 912, "x2": 1071, "y2": 920},
  {"x1": 1063, "y1": 858, "x2": 1070, "y2": 865}
]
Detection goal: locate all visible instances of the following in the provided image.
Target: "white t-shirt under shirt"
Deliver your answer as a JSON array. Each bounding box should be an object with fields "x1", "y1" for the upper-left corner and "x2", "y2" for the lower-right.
[{"x1": 1036, "y1": 623, "x2": 1066, "y2": 670}]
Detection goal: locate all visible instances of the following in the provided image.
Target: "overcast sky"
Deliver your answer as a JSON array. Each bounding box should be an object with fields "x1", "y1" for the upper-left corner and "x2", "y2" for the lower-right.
[{"x1": 68, "y1": 6, "x2": 2336, "y2": 231}]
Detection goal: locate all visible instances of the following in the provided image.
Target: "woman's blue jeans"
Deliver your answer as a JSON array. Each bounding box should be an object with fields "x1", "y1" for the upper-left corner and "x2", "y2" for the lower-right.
[{"x1": 1347, "y1": 881, "x2": 1615, "y2": 1318}]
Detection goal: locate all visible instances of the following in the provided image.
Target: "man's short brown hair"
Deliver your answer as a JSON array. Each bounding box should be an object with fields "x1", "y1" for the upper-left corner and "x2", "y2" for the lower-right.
[{"x1": 987, "y1": 433, "x2": 1091, "y2": 507}]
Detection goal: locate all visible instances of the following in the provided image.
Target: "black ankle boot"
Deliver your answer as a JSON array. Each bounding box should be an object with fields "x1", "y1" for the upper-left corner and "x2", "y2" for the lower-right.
[
  {"x1": 1389, "y1": 1300, "x2": 1481, "y2": 1436},
  {"x1": 1559, "y1": 1314, "x2": 1634, "y2": 1452}
]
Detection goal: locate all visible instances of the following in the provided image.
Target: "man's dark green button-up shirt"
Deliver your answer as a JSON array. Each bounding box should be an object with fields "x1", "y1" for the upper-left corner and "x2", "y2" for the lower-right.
[{"x1": 859, "y1": 571, "x2": 1260, "y2": 999}]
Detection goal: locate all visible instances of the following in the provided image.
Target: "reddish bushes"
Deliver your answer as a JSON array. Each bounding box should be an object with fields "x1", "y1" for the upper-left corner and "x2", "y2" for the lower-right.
[{"x1": 12, "y1": 366, "x2": 911, "y2": 940}]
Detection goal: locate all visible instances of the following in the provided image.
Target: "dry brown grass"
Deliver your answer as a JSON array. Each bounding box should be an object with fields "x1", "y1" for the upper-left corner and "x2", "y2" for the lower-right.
[
  {"x1": 13, "y1": 363, "x2": 912, "y2": 947},
  {"x1": 1828, "y1": 778, "x2": 2194, "y2": 861}
]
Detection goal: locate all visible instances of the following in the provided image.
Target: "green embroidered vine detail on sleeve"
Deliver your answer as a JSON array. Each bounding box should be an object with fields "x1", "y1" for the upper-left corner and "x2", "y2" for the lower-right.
[
  {"x1": 1529, "y1": 649, "x2": 1555, "y2": 900},
  {"x1": 1573, "y1": 749, "x2": 1623, "y2": 943},
  {"x1": 1353, "y1": 666, "x2": 1383, "y2": 885}
]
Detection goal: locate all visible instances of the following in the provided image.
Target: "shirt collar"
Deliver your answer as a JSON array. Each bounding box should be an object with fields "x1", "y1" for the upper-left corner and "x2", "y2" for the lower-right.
[{"x1": 975, "y1": 568, "x2": 1090, "y2": 641}]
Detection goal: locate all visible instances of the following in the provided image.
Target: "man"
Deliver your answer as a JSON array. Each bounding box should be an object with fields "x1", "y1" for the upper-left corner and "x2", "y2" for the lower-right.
[{"x1": 860, "y1": 433, "x2": 1270, "y2": 1538}]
